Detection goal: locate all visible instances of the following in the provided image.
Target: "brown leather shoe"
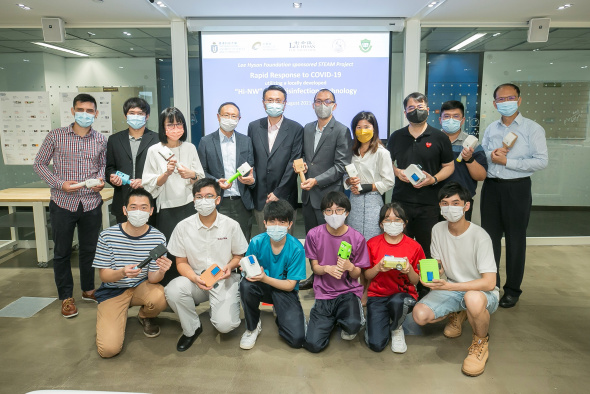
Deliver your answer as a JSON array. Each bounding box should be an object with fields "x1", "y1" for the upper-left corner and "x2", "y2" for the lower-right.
[
  {"x1": 444, "y1": 310, "x2": 467, "y2": 338},
  {"x1": 82, "y1": 290, "x2": 97, "y2": 303},
  {"x1": 138, "y1": 315, "x2": 161, "y2": 338},
  {"x1": 61, "y1": 298, "x2": 78, "y2": 318}
]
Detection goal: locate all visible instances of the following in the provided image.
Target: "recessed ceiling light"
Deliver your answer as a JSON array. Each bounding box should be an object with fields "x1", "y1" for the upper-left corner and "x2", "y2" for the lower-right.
[
  {"x1": 156, "y1": 1, "x2": 167, "y2": 7},
  {"x1": 449, "y1": 33, "x2": 487, "y2": 51},
  {"x1": 293, "y1": 2, "x2": 302, "y2": 8},
  {"x1": 23, "y1": 59, "x2": 29, "y2": 62},
  {"x1": 493, "y1": 33, "x2": 501, "y2": 37},
  {"x1": 123, "y1": 31, "x2": 131, "y2": 36},
  {"x1": 119, "y1": 66, "x2": 124, "y2": 69},
  {"x1": 533, "y1": 49, "x2": 539, "y2": 51},
  {"x1": 0, "y1": 67, "x2": 4, "y2": 70},
  {"x1": 550, "y1": 62, "x2": 554, "y2": 64},
  {"x1": 130, "y1": 48, "x2": 134, "y2": 51},
  {"x1": 557, "y1": 4, "x2": 573, "y2": 10},
  {"x1": 16, "y1": 3, "x2": 31, "y2": 10},
  {"x1": 32, "y1": 42, "x2": 89, "y2": 57},
  {"x1": 428, "y1": 1, "x2": 438, "y2": 7},
  {"x1": 516, "y1": 69, "x2": 522, "y2": 72},
  {"x1": 87, "y1": 31, "x2": 96, "y2": 36},
  {"x1": 582, "y1": 66, "x2": 588, "y2": 69}
]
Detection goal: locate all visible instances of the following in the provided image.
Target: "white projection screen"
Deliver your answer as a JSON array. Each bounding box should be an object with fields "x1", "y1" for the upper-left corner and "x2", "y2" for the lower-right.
[{"x1": 200, "y1": 32, "x2": 391, "y2": 138}]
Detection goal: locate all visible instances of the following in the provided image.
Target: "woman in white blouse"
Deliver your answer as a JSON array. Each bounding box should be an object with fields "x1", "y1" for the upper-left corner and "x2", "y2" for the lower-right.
[
  {"x1": 142, "y1": 107, "x2": 204, "y2": 284},
  {"x1": 346, "y1": 111, "x2": 395, "y2": 241}
]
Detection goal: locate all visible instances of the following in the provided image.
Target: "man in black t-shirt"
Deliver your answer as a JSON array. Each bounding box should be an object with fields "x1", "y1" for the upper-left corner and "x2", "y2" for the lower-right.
[{"x1": 386, "y1": 92, "x2": 454, "y2": 264}]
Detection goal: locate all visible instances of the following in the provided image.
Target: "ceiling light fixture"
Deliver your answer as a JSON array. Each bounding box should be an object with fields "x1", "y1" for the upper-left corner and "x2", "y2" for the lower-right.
[
  {"x1": 16, "y1": 3, "x2": 31, "y2": 10},
  {"x1": 582, "y1": 66, "x2": 588, "y2": 69},
  {"x1": 87, "y1": 31, "x2": 96, "y2": 36},
  {"x1": 493, "y1": 33, "x2": 501, "y2": 37},
  {"x1": 32, "y1": 42, "x2": 89, "y2": 57},
  {"x1": 449, "y1": 33, "x2": 487, "y2": 51},
  {"x1": 123, "y1": 31, "x2": 131, "y2": 36},
  {"x1": 156, "y1": 1, "x2": 167, "y2": 7},
  {"x1": 428, "y1": 1, "x2": 438, "y2": 7},
  {"x1": 557, "y1": 4, "x2": 573, "y2": 10},
  {"x1": 293, "y1": 2, "x2": 302, "y2": 8}
]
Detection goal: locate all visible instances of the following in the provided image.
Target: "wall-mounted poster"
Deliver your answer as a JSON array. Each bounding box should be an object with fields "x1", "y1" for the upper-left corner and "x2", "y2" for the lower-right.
[{"x1": 59, "y1": 92, "x2": 113, "y2": 137}]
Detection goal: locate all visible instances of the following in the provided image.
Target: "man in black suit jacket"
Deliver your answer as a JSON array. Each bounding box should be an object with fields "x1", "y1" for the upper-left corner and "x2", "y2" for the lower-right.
[
  {"x1": 299, "y1": 89, "x2": 352, "y2": 233},
  {"x1": 106, "y1": 97, "x2": 159, "y2": 224},
  {"x1": 198, "y1": 102, "x2": 256, "y2": 240},
  {"x1": 248, "y1": 85, "x2": 303, "y2": 236}
]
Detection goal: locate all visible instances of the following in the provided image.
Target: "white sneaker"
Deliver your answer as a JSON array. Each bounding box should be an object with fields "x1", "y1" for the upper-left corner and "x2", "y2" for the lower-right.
[
  {"x1": 391, "y1": 327, "x2": 407, "y2": 354},
  {"x1": 341, "y1": 330, "x2": 357, "y2": 341},
  {"x1": 240, "y1": 320, "x2": 262, "y2": 350}
]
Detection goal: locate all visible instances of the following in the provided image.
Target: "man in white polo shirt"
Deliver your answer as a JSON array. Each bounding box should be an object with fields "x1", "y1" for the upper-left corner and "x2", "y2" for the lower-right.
[{"x1": 165, "y1": 178, "x2": 248, "y2": 352}]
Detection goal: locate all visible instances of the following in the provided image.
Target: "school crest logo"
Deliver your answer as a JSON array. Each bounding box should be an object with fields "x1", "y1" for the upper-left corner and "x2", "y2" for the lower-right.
[
  {"x1": 211, "y1": 42, "x2": 218, "y2": 53},
  {"x1": 359, "y1": 39, "x2": 372, "y2": 53}
]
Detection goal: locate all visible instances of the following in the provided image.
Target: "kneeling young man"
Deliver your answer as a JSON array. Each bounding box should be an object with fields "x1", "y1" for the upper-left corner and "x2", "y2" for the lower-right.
[
  {"x1": 165, "y1": 178, "x2": 248, "y2": 352},
  {"x1": 412, "y1": 182, "x2": 498, "y2": 377},
  {"x1": 239, "y1": 199, "x2": 306, "y2": 350},
  {"x1": 304, "y1": 191, "x2": 370, "y2": 353},
  {"x1": 93, "y1": 188, "x2": 171, "y2": 358}
]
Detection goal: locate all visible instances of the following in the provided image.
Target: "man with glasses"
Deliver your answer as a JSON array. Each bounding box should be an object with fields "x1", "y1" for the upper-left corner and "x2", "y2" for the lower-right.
[
  {"x1": 480, "y1": 83, "x2": 548, "y2": 308},
  {"x1": 34, "y1": 93, "x2": 107, "y2": 318},
  {"x1": 248, "y1": 85, "x2": 304, "y2": 236},
  {"x1": 106, "y1": 97, "x2": 159, "y2": 225},
  {"x1": 164, "y1": 178, "x2": 248, "y2": 352},
  {"x1": 198, "y1": 102, "x2": 256, "y2": 240},
  {"x1": 439, "y1": 100, "x2": 487, "y2": 221}
]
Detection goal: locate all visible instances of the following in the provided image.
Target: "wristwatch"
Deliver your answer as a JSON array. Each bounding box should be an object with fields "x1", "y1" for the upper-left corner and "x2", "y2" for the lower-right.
[
  {"x1": 432, "y1": 176, "x2": 438, "y2": 186},
  {"x1": 192, "y1": 173, "x2": 198, "y2": 180},
  {"x1": 465, "y1": 157, "x2": 475, "y2": 164}
]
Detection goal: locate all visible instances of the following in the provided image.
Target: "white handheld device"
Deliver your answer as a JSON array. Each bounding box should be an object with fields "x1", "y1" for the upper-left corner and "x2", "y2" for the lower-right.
[
  {"x1": 345, "y1": 164, "x2": 363, "y2": 192},
  {"x1": 456, "y1": 135, "x2": 479, "y2": 162},
  {"x1": 383, "y1": 256, "x2": 407, "y2": 270},
  {"x1": 503, "y1": 132, "x2": 518, "y2": 148},
  {"x1": 404, "y1": 164, "x2": 426, "y2": 186},
  {"x1": 158, "y1": 145, "x2": 175, "y2": 161},
  {"x1": 240, "y1": 255, "x2": 263, "y2": 278},
  {"x1": 73, "y1": 179, "x2": 101, "y2": 189}
]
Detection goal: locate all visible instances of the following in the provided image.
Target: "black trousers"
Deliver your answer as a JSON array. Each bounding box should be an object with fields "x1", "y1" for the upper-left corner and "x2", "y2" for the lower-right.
[
  {"x1": 218, "y1": 196, "x2": 253, "y2": 241},
  {"x1": 302, "y1": 202, "x2": 326, "y2": 234},
  {"x1": 366, "y1": 293, "x2": 414, "y2": 352},
  {"x1": 239, "y1": 279, "x2": 305, "y2": 349},
  {"x1": 304, "y1": 292, "x2": 364, "y2": 353},
  {"x1": 49, "y1": 201, "x2": 102, "y2": 300},
  {"x1": 481, "y1": 177, "x2": 532, "y2": 297},
  {"x1": 394, "y1": 201, "x2": 440, "y2": 259},
  {"x1": 157, "y1": 202, "x2": 195, "y2": 286}
]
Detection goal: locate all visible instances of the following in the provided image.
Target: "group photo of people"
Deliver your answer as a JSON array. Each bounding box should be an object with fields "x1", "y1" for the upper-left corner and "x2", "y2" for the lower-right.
[{"x1": 33, "y1": 82, "x2": 548, "y2": 378}]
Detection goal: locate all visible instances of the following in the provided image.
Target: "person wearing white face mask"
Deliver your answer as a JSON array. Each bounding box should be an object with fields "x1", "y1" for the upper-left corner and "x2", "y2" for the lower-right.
[
  {"x1": 438, "y1": 101, "x2": 487, "y2": 221},
  {"x1": 412, "y1": 182, "x2": 498, "y2": 377},
  {"x1": 165, "y1": 178, "x2": 248, "y2": 352},
  {"x1": 92, "y1": 188, "x2": 171, "y2": 358},
  {"x1": 364, "y1": 203, "x2": 425, "y2": 354},
  {"x1": 197, "y1": 102, "x2": 256, "y2": 241},
  {"x1": 239, "y1": 199, "x2": 307, "y2": 350},
  {"x1": 480, "y1": 83, "x2": 548, "y2": 309},
  {"x1": 106, "y1": 97, "x2": 159, "y2": 224},
  {"x1": 303, "y1": 192, "x2": 371, "y2": 353}
]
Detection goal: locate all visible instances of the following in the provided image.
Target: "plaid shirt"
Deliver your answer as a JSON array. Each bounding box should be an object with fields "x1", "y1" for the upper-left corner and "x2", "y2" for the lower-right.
[{"x1": 34, "y1": 123, "x2": 107, "y2": 212}]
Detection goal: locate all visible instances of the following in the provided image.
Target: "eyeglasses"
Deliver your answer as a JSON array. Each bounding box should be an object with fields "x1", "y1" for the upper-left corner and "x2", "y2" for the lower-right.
[
  {"x1": 382, "y1": 218, "x2": 404, "y2": 224},
  {"x1": 195, "y1": 194, "x2": 216, "y2": 200},
  {"x1": 441, "y1": 114, "x2": 463, "y2": 120},
  {"x1": 324, "y1": 208, "x2": 346, "y2": 215},
  {"x1": 494, "y1": 96, "x2": 518, "y2": 103},
  {"x1": 220, "y1": 114, "x2": 240, "y2": 120},
  {"x1": 264, "y1": 99, "x2": 285, "y2": 104},
  {"x1": 406, "y1": 105, "x2": 427, "y2": 112},
  {"x1": 165, "y1": 123, "x2": 184, "y2": 130},
  {"x1": 314, "y1": 99, "x2": 335, "y2": 105}
]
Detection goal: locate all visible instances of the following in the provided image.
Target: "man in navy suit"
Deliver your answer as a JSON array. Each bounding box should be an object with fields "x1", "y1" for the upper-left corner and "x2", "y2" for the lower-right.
[
  {"x1": 247, "y1": 85, "x2": 304, "y2": 236},
  {"x1": 197, "y1": 102, "x2": 256, "y2": 240}
]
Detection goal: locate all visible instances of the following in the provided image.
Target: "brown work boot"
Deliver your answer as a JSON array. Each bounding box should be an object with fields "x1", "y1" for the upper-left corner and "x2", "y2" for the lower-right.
[
  {"x1": 82, "y1": 290, "x2": 97, "y2": 303},
  {"x1": 462, "y1": 334, "x2": 489, "y2": 377},
  {"x1": 444, "y1": 310, "x2": 467, "y2": 338},
  {"x1": 61, "y1": 298, "x2": 78, "y2": 318},
  {"x1": 138, "y1": 314, "x2": 161, "y2": 338}
]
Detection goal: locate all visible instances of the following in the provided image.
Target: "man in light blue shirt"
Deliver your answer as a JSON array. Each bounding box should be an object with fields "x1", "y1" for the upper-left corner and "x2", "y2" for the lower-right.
[{"x1": 480, "y1": 83, "x2": 548, "y2": 308}]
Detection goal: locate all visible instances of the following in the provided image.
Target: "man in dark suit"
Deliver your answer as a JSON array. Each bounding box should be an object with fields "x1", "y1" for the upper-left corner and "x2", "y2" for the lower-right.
[
  {"x1": 106, "y1": 97, "x2": 159, "y2": 224},
  {"x1": 297, "y1": 89, "x2": 352, "y2": 290},
  {"x1": 248, "y1": 85, "x2": 303, "y2": 236},
  {"x1": 197, "y1": 102, "x2": 256, "y2": 240}
]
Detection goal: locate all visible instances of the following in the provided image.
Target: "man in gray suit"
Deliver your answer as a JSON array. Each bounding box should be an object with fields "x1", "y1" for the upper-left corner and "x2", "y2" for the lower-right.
[
  {"x1": 197, "y1": 102, "x2": 256, "y2": 240},
  {"x1": 297, "y1": 89, "x2": 352, "y2": 289},
  {"x1": 248, "y1": 85, "x2": 303, "y2": 236}
]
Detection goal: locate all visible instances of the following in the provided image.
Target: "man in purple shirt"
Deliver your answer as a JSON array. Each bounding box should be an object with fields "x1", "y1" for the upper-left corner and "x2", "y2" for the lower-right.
[
  {"x1": 304, "y1": 191, "x2": 370, "y2": 353},
  {"x1": 34, "y1": 93, "x2": 107, "y2": 318}
]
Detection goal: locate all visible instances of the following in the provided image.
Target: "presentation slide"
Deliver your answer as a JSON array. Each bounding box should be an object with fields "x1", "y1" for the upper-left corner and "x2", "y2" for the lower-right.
[{"x1": 201, "y1": 32, "x2": 391, "y2": 139}]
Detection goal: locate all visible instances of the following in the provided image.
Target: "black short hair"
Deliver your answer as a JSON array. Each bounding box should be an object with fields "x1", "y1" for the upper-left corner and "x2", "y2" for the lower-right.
[
  {"x1": 263, "y1": 200, "x2": 294, "y2": 222},
  {"x1": 320, "y1": 191, "x2": 351, "y2": 213},
  {"x1": 72, "y1": 93, "x2": 97, "y2": 110},
  {"x1": 438, "y1": 182, "x2": 471, "y2": 204},
  {"x1": 124, "y1": 188, "x2": 153, "y2": 208},
  {"x1": 192, "y1": 178, "x2": 220, "y2": 197},
  {"x1": 123, "y1": 97, "x2": 150, "y2": 116},
  {"x1": 378, "y1": 202, "x2": 408, "y2": 225},
  {"x1": 493, "y1": 83, "x2": 520, "y2": 99},
  {"x1": 403, "y1": 92, "x2": 428, "y2": 109},
  {"x1": 440, "y1": 100, "x2": 464, "y2": 117},
  {"x1": 262, "y1": 85, "x2": 287, "y2": 102},
  {"x1": 217, "y1": 102, "x2": 240, "y2": 115},
  {"x1": 158, "y1": 107, "x2": 188, "y2": 143},
  {"x1": 313, "y1": 88, "x2": 336, "y2": 103}
]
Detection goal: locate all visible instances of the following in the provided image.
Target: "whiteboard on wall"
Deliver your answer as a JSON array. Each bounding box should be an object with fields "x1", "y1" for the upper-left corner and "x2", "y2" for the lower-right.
[
  {"x1": 0, "y1": 91, "x2": 52, "y2": 165},
  {"x1": 59, "y1": 92, "x2": 113, "y2": 137}
]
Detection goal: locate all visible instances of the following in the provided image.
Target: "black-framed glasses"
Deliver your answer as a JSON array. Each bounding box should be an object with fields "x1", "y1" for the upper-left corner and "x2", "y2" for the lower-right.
[
  {"x1": 324, "y1": 208, "x2": 346, "y2": 215},
  {"x1": 314, "y1": 99, "x2": 335, "y2": 105}
]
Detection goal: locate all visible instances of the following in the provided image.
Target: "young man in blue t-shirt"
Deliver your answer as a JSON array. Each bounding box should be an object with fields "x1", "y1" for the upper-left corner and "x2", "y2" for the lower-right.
[{"x1": 239, "y1": 199, "x2": 306, "y2": 350}]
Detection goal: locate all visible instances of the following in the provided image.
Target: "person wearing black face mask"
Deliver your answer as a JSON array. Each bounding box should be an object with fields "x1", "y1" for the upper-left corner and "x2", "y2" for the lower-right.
[{"x1": 386, "y1": 92, "x2": 454, "y2": 298}]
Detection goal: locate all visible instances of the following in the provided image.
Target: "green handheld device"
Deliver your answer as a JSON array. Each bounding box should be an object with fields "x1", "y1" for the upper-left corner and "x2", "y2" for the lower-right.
[
  {"x1": 227, "y1": 162, "x2": 252, "y2": 184},
  {"x1": 419, "y1": 259, "x2": 440, "y2": 282},
  {"x1": 337, "y1": 241, "x2": 352, "y2": 260}
]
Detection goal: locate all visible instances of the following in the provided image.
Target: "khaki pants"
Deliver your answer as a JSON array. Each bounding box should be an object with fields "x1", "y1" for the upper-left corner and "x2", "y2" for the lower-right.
[{"x1": 96, "y1": 281, "x2": 167, "y2": 358}]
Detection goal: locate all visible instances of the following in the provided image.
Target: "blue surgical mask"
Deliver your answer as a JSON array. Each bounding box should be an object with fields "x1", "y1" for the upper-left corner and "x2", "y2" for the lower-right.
[
  {"x1": 267, "y1": 225, "x2": 288, "y2": 242},
  {"x1": 127, "y1": 114, "x2": 146, "y2": 130},
  {"x1": 496, "y1": 101, "x2": 519, "y2": 117},
  {"x1": 441, "y1": 118, "x2": 461, "y2": 134},
  {"x1": 74, "y1": 112, "x2": 95, "y2": 128},
  {"x1": 265, "y1": 103, "x2": 285, "y2": 118}
]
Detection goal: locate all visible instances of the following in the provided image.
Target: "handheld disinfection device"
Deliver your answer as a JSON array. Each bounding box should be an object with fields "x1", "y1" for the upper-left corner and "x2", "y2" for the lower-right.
[
  {"x1": 73, "y1": 179, "x2": 102, "y2": 189},
  {"x1": 345, "y1": 164, "x2": 363, "y2": 192},
  {"x1": 419, "y1": 259, "x2": 440, "y2": 283},
  {"x1": 404, "y1": 164, "x2": 426, "y2": 186},
  {"x1": 115, "y1": 171, "x2": 131, "y2": 185},
  {"x1": 337, "y1": 241, "x2": 352, "y2": 260},
  {"x1": 227, "y1": 162, "x2": 252, "y2": 184},
  {"x1": 456, "y1": 135, "x2": 479, "y2": 163},
  {"x1": 239, "y1": 255, "x2": 262, "y2": 278},
  {"x1": 383, "y1": 256, "x2": 407, "y2": 270}
]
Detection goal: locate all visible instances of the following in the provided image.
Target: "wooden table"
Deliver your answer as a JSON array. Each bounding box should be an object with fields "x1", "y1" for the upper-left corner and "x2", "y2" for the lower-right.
[{"x1": 0, "y1": 188, "x2": 113, "y2": 267}]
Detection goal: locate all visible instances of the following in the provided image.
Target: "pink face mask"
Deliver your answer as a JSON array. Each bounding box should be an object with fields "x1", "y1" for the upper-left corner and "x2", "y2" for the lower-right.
[{"x1": 166, "y1": 128, "x2": 184, "y2": 141}]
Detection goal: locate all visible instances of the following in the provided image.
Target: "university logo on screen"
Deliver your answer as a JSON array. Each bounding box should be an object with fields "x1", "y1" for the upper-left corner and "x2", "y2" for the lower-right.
[{"x1": 359, "y1": 39, "x2": 372, "y2": 53}]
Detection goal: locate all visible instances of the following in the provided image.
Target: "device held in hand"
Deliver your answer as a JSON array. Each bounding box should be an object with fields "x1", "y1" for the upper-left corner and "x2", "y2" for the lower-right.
[
  {"x1": 503, "y1": 132, "x2": 518, "y2": 149},
  {"x1": 404, "y1": 164, "x2": 426, "y2": 185},
  {"x1": 294, "y1": 158, "x2": 306, "y2": 182},
  {"x1": 383, "y1": 255, "x2": 406, "y2": 270},
  {"x1": 73, "y1": 179, "x2": 102, "y2": 189},
  {"x1": 419, "y1": 259, "x2": 440, "y2": 282},
  {"x1": 200, "y1": 264, "x2": 224, "y2": 288},
  {"x1": 456, "y1": 135, "x2": 479, "y2": 163},
  {"x1": 337, "y1": 241, "x2": 352, "y2": 260},
  {"x1": 137, "y1": 244, "x2": 168, "y2": 269},
  {"x1": 240, "y1": 255, "x2": 262, "y2": 278},
  {"x1": 345, "y1": 164, "x2": 363, "y2": 192},
  {"x1": 227, "y1": 162, "x2": 253, "y2": 184},
  {"x1": 115, "y1": 171, "x2": 131, "y2": 185}
]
